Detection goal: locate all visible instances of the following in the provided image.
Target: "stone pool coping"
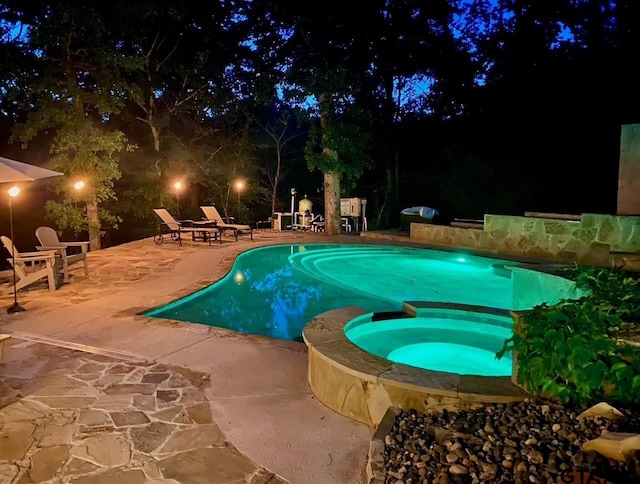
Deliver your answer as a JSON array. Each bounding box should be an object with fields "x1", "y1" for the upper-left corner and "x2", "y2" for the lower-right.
[{"x1": 302, "y1": 303, "x2": 530, "y2": 427}]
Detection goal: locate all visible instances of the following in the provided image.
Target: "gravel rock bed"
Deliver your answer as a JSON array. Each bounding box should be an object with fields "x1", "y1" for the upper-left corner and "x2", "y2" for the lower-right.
[{"x1": 382, "y1": 397, "x2": 640, "y2": 483}]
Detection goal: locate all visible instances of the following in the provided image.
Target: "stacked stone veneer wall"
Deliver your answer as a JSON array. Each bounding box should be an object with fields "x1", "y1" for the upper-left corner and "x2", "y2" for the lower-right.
[{"x1": 410, "y1": 213, "x2": 640, "y2": 265}]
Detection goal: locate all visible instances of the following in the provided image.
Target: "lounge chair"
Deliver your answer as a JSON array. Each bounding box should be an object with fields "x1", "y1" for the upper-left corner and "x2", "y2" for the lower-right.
[
  {"x1": 153, "y1": 208, "x2": 220, "y2": 245},
  {"x1": 200, "y1": 206, "x2": 253, "y2": 241},
  {"x1": 1, "y1": 235, "x2": 60, "y2": 292},
  {"x1": 35, "y1": 226, "x2": 90, "y2": 283}
]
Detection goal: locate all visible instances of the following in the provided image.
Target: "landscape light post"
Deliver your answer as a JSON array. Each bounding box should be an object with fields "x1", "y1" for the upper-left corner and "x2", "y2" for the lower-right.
[
  {"x1": 73, "y1": 180, "x2": 85, "y2": 238},
  {"x1": 173, "y1": 181, "x2": 183, "y2": 219},
  {"x1": 236, "y1": 180, "x2": 244, "y2": 221},
  {"x1": 7, "y1": 186, "x2": 24, "y2": 313}
]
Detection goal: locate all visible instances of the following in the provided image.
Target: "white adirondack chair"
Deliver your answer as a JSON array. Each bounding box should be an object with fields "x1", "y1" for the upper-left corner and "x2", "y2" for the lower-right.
[
  {"x1": 35, "y1": 226, "x2": 90, "y2": 283},
  {"x1": 1, "y1": 236, "x2": 59, "y2": 292}
]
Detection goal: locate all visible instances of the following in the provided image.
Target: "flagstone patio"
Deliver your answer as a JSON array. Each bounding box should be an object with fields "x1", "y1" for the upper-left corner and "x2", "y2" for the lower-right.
[{"x1": 0, "y1": 230, "x2": 376, "y2": 484}]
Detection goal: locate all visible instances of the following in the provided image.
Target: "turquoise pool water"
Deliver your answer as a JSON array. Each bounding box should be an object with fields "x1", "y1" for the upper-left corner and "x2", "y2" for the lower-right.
[
  {"x1": 143, "y1": 244, "x2": 520, "y2": 341},
  {"x1": 345, "y1": 309, "x2": 514, "y2": 376}
]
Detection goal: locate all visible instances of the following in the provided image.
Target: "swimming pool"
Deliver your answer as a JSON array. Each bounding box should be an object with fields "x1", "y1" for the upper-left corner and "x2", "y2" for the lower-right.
[{"x1": 143, "y1": 243, "x2": 521, "y2": 341}]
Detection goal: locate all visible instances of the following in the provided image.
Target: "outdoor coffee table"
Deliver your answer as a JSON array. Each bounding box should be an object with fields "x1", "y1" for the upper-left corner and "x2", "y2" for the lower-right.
[{"x1": 191, "y1": 221, "x2": 220, "y2": 244}]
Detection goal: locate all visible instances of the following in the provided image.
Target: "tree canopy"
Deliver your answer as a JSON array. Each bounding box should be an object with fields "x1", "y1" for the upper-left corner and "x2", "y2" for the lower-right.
[{"x1": 0, "y1": 0, "x2": 637, "y2": 245}]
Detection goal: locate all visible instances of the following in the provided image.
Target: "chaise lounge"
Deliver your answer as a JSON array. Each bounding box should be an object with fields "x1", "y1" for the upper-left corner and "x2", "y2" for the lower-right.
[
  {"x1": 153, "y1": 208, "x2": 221, "y2": 245},
  {"x1": 200, "y1": 206, "x2": 253, "y2": 241}
]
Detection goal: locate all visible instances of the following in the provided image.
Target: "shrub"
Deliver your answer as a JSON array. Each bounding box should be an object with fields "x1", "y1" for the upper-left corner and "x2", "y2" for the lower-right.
[{"x1": 498, "y1": 266, "x2": 640, "y2": 406}]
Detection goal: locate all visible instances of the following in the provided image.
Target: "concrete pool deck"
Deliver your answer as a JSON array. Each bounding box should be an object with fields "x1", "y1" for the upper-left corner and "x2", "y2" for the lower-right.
[{"x1": 0, "y1": 230, "x2": 380, "y2": 484}]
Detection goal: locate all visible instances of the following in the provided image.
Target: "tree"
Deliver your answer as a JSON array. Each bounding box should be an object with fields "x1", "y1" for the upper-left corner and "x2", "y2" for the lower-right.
[
  {"x1": 250, "y1": 2, "x2": 377, "y2": 234},
  {"x1": 364, "y1": 0, "x2": 471, "y2": 224},
  {"x1": 460, "y1": 0, "x2": 640, "y2": 213},
  {"x1": 110, "y1": 0, "x2": 266, "y2": 225},
  {"x1": 1, "y1": 0, "x2": 635, "y2": 238},
  {"x1": 252, "y1": 0, "x2": 466, "y2": 232},
  {"x1": 44, "y1": 122, "x2": 133, "y2": 249},
  {"x1": 253, "y1": 107, "x2": 306, "y2": 216},
  {"x1": 1, "y1": 0, "x2": 265, "y2": 243},
  {"x1": 301, "y1": 74, "x2": 373, "y2": 235},
  {"x1": 115, "y1": 2, "x2": 229, "y2": 204},
  {"x1": 5, "y1": 0, "x2": 135, "y2": 249},
  {"x1": 176, "y1": 117, "x2": 255, "y2": 223}
]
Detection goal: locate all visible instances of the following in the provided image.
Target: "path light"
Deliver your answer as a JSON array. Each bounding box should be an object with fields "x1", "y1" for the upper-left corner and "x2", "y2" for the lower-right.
[
  {"x1": 0, "y1": 157, "x2": 63, "y2": 312},
  {"x1": 236, "y1": 180, "x2": 244, "y2": 221},
  {"x1": 173, "y1": 181, "x2": 183, "y2": 219},
  {"x1": 72, "y1": 179, "x2": 86, "y2": 239},
  {"x1": 7, "y1": 186, "x2": 24, "y2": 313},
  {"x1": 73, "y1": 180, "x2": 85, "y2": 209}
]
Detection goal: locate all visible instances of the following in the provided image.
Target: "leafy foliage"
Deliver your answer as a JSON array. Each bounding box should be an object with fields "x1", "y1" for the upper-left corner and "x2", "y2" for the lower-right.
[
  {"x1": 499, "y1": 267, "x2": 640, "y2": 405},
  {"x1": 304, "y1": 106, "x2": 373, "y2": 183},
  {"x1": 1, "y1": 1, "x2": 640, "y2": 241},
  {"x1": 43, "y1": 122, "x2": 133, "y2": 238}
]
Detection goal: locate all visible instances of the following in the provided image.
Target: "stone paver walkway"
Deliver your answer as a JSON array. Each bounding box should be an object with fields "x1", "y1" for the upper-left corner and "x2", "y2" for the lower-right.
[{"x1": 0, "y1": 338, "x2": 285, "y2": 483}]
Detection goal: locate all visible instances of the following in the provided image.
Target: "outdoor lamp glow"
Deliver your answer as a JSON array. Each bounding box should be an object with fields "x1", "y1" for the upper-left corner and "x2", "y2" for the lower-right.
[
  {"x1": 173, "y1": 181, "x2": 183, "y2": 218},
  {"x1": 7, "y1": 185, "x2": 23, "y2": 313},
  {"x1": 74, "y1": 180, "x2": 85, "y2": 191}
]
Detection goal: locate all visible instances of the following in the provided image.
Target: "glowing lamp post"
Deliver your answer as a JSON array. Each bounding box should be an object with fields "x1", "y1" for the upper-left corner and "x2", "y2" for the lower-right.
[
  {"x1": 7, "y1": 186, "x2": 24, "y2": 313},
  {"x1": 73, "y1": 180, "x2": 85, "y2": 210},
  {"x1": 236, "y1": 181, "x2": 244, "y2": 220},
  {"x1": 173, "y1": 181, "x2": 183, "y2": 219},
  {"x1": 72, "y1": 180, "x2": 85, "y2": 239}
]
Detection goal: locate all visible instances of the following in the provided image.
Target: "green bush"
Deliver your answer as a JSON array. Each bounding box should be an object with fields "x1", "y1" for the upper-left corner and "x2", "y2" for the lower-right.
[{"x1": 498, "y1": 266, "x2": 640, "y2": 406}]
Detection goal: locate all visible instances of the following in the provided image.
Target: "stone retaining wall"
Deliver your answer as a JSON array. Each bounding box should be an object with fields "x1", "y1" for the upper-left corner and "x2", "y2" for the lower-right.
[{"x1": 410, "y1": 213, "x2": 640, "y2": 268}]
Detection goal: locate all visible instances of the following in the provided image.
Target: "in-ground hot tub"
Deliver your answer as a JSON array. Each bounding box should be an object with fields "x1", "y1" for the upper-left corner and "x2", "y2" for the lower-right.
[
  {"x1": 303, "y1": 264, "x2": 583, "y2": 426},
  {"x1": 344, "y1": 306, "x2": 513, "y2": 377},
  {"x1": 302, "y1": 302, "x2": 529, "y2": 426}
]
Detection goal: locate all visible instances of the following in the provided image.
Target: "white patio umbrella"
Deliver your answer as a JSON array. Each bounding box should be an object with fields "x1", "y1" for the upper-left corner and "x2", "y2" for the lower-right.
[{"x1": 0, "y1": 157, "x2": 64, "y2": 313}]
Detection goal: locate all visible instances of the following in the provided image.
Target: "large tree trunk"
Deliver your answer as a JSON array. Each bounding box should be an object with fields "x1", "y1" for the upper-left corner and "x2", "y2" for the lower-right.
[
  {"x1": 319, "y1": 91, "x2": 342, "y2": 235},
  {"x1": 324, "y1": 170, "x2": 341, "y2": 235},
  {"x1": 86, "y1": 194, "x2": 101, "y2": 250}
]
